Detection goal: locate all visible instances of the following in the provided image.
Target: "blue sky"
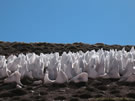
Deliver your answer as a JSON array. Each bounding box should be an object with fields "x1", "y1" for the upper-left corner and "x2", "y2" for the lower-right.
[{"x1": 0, "y1": 0, "x2": 135, "y2": 45}]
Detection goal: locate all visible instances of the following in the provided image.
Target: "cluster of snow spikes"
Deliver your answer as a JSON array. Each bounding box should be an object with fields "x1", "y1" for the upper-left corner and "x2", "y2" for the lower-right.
[{"x1": 1, "y1": 47, "x2": 135, "y2": 85}]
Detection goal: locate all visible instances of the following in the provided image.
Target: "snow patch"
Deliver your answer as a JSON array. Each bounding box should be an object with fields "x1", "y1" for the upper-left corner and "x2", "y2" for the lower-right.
[{"x1": 0, "y1": 47, "x2": 135, "y2": 84}]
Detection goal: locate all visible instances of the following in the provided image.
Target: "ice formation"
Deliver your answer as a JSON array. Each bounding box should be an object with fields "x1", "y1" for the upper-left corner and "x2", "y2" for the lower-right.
[{"x1": 1, "y1": 47, "x2": 135, "y2": 85}]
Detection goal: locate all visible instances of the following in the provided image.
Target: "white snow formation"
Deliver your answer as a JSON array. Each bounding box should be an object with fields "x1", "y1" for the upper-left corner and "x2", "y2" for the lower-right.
[{"x1": 0, "y1": 47, "x2": 135, "y2": 85}]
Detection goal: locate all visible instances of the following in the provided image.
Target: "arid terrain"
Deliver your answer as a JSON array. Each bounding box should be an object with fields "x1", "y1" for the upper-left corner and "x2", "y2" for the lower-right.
[{"x1": 0, "y1": 41, "x2": 135, "y2": 101}]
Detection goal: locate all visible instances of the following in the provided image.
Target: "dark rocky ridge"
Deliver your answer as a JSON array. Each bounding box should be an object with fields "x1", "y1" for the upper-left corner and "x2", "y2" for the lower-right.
[{"x1": 0, "y1": 41, "x2": 134, "y2": 57}]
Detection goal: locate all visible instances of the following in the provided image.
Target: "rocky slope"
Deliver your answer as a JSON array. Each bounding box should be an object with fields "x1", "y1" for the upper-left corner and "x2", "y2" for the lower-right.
[{"x1": 0, "y1": 41, "x2": 134, "y2": 57}]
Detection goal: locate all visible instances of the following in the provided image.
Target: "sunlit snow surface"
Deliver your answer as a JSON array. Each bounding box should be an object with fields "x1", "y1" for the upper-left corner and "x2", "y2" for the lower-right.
[{"x1": 1, "y1": 48, "x2": 135, "y2": 85}]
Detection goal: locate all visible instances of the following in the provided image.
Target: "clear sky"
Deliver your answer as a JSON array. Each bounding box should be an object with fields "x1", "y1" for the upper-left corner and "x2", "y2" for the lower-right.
[{"x1": 0, "y1": 0, "x2": 135, "y2": 45}]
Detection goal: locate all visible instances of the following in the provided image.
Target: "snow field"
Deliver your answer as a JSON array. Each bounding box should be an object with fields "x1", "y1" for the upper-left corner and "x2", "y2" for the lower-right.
[{"x1": 0, "y1": 48, "x2": 135, "y2": 85}]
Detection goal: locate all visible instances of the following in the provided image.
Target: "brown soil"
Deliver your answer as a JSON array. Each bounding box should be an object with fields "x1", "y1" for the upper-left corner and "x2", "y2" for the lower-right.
[{"x1": 0, "y1": 41, "x2": 135, "y2": 101}]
